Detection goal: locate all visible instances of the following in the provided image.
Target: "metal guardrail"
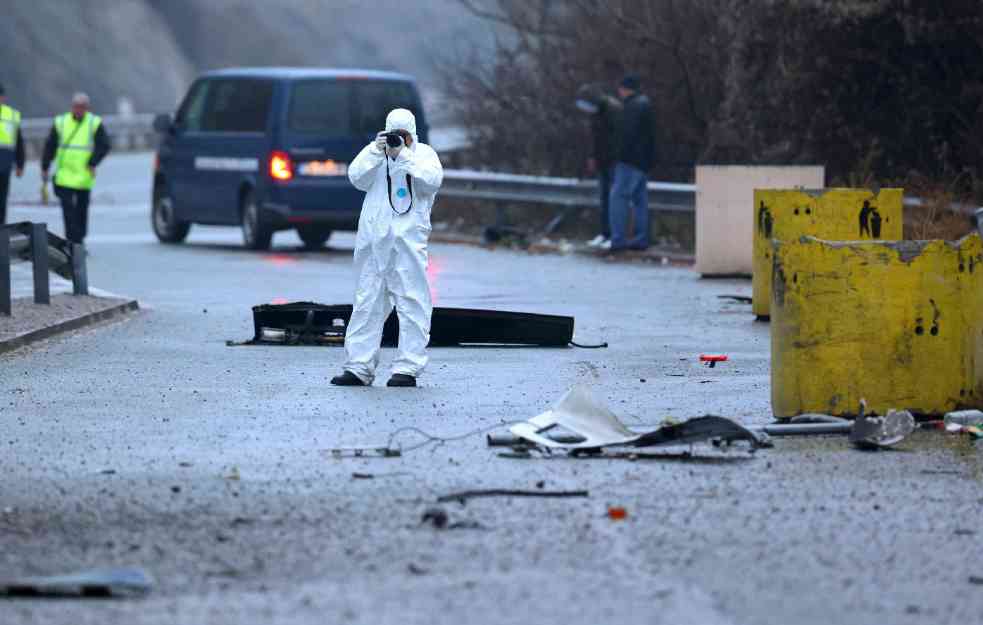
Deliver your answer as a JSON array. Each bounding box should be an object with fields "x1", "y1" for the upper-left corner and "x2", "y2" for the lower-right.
[
  {"x1": 903, "y1": 196, "x2": 981, "y2": 217},
  {"x1": 0, "y1": 223, "x2": 88, "y2": 316},
  {"x1": 20, "y1": 116, "x2": 469, "y2": 159},
  {"x1": 441, "y1": 169, "x2": 696, "y2": 213},
  {"x1": 19, "y1": 114, "x2": 696, "y2": 211}
]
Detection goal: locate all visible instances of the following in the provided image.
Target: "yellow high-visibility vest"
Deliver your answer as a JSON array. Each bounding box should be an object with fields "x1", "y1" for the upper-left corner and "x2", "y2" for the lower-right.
[
  {"x1": 54, "y1": 112, "x2": 102, "y2": 190},
  {"x1": 0, "y1": 104, "x2": 20, "y2": 150}
]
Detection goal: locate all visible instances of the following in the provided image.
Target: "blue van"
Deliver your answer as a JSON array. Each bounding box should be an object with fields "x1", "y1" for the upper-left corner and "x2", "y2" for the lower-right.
[{"x1": 151, "y1": 68, "x2": 428, "y2": 249}]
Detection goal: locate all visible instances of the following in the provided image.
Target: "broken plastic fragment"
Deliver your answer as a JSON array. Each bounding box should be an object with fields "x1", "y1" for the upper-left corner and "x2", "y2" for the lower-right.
[
  {"x1": 510, "y1": 386, "x2": 640, "y2": 449},
  {"x1": 850, "y1": 409, "x2": 916, "y2": 449},
  {"x1": 509, "y1": 386, "x2": 766, "y2": 451},
  {"x1": 944, "y1": 410, "x2": 983, "y2": 428}
]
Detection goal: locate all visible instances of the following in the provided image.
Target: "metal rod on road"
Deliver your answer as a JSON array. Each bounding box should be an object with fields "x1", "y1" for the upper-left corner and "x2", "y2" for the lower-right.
[{"x1": 31, "y1": 223, "x2": 50, "y2": 305}]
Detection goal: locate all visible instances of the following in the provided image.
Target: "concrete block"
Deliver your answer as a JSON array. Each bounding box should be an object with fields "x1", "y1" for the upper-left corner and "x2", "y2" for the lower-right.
[
  {"x1": 771, "y1": 234, "x2": 983, "y2": 418},
  {"x1": 695, "y1": 166, "x2": 824, "y2": 277},
  {"x1": 753, "y1": 188, "x2": 903, "y2": 318}
]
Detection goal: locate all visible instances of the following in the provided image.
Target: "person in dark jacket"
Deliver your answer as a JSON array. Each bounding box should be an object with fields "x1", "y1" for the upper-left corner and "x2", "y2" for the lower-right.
[
  {"x1": 0, "y1": 83, "x2": 26, "y2": 226},
  {"x1": 609, "y1": 74, "x2": 655, "y2": 252},
  {"x1": 41, "y1": 93, "x2": 111, "y2": 244},
  {"x1": 575, "y1": 84, "x2": 622, "y2": 249}
]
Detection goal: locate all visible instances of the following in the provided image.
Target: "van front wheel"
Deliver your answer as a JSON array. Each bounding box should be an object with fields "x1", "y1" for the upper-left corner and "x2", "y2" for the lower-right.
[
  {"x1": 152, "y1": 186, "x2": 191, "y2": 244},
  {"x1": 241, "y1": 190, "x2": 273, "y2": 251}
]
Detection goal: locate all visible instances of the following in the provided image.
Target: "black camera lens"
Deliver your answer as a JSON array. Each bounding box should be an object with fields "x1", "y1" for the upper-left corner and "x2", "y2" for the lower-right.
[{"x1": 386, "y1": 133, "x2": 402, "y2": 148}]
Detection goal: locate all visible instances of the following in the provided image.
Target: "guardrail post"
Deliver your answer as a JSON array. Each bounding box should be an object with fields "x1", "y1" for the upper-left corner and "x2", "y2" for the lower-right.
[
  {"x1": 30, "y1": 223, "x2": 50, "y2": 305},
  {"x1": 0, "y1": 228, "x2": 10, "y2": 316},
  {"x1": 72, "y1": 243, "x2": 89, "y2": 296}
]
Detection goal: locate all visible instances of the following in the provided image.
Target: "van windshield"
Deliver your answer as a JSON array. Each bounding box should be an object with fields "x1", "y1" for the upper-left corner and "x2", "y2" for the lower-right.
[{"x1": 288, "y1": 80, "x2": 421, "y2": 136}]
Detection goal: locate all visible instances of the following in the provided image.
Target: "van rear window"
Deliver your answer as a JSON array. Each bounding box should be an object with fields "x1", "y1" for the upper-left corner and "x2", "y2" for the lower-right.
[{"x1": 288, "y1": 80, "x2": 420, "y2": 135}]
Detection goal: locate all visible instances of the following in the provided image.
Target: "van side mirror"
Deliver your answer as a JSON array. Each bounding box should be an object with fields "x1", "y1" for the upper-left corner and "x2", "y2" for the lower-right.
[{"x1": 153, "y1": 113, "x2": 174, "y2": 134}]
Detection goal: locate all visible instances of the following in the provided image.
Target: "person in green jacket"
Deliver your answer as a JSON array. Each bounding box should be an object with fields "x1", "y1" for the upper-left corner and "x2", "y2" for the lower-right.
[
  {"x1": 41, "y1": 93, "x2": 111, "y2": 244},
  {"x1": 0, "y1": 83, "x2": 26, "y2": 226}
]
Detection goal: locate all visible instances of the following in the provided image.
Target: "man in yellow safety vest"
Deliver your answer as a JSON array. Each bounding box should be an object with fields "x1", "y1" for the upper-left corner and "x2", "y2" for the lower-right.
[
  {"x1": 40, "y1": 92, "x2": 111, "y2": 244},
  {"x1": 0, "y1": 82, "x2": 26, "y2": 226}
]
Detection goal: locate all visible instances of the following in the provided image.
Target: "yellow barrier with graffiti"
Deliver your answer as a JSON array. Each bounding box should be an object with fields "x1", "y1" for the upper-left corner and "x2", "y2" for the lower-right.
[
  {"x1": 771, "y1": 234, "x2": 983, "y2": 418},
  {"x1": 752, "y1": 188, "x2": 903, "y2": 318}
]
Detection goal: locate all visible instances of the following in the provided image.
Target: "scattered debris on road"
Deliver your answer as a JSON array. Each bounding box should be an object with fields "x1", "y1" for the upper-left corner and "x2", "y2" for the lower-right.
[
  {"x1": 494, "y1": 387, "x2": 926, "y2": 453},
  {"x1": 850, "y1": 409, "x2": 916, "y2": 449},
  {"x1": 700, "y1": 354, "x2": 728, "y2": 368},
  {"x1": 717, "y1": 295, "x2": 752, "y2": 304},
  {"x1": 420, "y1": 506, "x2": 487, "y2": 530},
  {"x1": 436, "y1": 489, "x2": 589, "y2": 504},
  {"x1": 0, "y1": 567, "x2": 153, "y2": 598},
  {"x1": 229, "y1": 301, "x2": 581, "y2": 347},
  {"x1": 351, "y1": 471, "x2": 409, "y2": 480},
  {"x1": 407, "y1": 563, "x2": 429, "y2": 576},
  {"x1": 504, "y1": 386, "x2": 765, "y2": 453},
  {"x1": 943, "y1": 410, "x2": 983, "y2": 439},
  {"x1": 607, "y1": 506, "x2": 628, "y2": 521},
  {"x1": 324, "y1": 446, "x2": 402, "y2": 458},
  {"x1": 421, "y1": 507, "x2": 449, "y2": 528}
]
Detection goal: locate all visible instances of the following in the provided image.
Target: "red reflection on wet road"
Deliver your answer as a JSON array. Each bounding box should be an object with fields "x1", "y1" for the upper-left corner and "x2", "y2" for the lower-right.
[
  {"x1": 264, "y1": 254, "x2": 297, "y2": 266},
  {"x1": 427, "y1": 255, "x2": 444, "y2": 305}
]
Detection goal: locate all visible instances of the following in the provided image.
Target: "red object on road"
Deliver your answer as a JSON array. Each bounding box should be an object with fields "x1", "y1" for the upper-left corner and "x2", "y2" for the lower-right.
[
  {"x1": 700, "y1": 354, "x2": 728, "y2": 368},
  {"x1": 607, "y1": 506, "x2": 628, "y2": 521}
]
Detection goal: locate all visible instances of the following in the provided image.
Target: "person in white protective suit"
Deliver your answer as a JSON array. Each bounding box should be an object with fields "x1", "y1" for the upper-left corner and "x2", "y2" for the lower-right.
[{"x1": 331, "y1": 108, "x2": 443, "y2": 388}]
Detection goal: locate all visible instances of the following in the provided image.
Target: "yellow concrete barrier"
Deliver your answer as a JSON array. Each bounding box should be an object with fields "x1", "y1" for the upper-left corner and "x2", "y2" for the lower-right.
[
  {"x1": 771, "y1": 234, "x2": 983, "y2": 418},
  {"x1": 752, "y1": 188, "x2": 903, "y2": 318}
]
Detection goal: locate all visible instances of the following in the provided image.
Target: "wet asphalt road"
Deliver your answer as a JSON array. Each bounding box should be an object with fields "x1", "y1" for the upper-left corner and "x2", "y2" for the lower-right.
[{"x1": 2, "y1": 154, "x2": 982, "y2": 625}]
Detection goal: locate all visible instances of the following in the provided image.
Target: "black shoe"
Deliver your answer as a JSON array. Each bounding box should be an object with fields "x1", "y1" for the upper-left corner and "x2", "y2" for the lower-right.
[
  {"x1": 331, "y1": 371, "x2": 366, "y2": 386},
  {"x1": 386, "y1": 374, "x2": 417, "y2": 387}
]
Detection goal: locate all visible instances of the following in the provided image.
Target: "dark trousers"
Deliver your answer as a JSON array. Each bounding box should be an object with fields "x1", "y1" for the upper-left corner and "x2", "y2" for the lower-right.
[
  {"x1": 55, "y1": 185, "x2": 90, "y2": 244},
  {"x1": 0, "y1": 169, "x2": 9, "y2": 225},
  {"x1": 598, "y1": 165, "x2": 612, "y2": 238}
]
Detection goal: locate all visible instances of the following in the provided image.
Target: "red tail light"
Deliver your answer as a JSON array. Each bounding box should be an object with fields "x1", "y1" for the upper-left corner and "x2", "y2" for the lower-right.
[{"x1": 269, "y1": 151, "x2": 293, "y2": 181}]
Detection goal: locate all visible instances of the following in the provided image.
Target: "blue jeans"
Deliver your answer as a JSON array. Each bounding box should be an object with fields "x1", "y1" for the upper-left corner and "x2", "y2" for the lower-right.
[
  {"x1": 609, "y1": 162, "x2": 649, "y2": 250},
  {"x1": 598, "y1": 165, "x2": 612, "y2": 238}
]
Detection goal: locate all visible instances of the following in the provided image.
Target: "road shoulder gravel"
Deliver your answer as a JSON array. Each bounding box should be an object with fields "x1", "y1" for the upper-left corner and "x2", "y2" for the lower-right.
[{"x1": 0, "y1": 294, "x2": 139, "y2": 355}]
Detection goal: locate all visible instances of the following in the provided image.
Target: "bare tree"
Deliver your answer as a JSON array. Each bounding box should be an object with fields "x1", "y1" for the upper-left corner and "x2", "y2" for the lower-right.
[{"x1": 441, "y1": 0, "x2": 983, "y2": 200}]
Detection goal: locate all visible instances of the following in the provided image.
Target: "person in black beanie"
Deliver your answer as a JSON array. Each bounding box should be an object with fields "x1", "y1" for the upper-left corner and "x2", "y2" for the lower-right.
[{"x1": 608, "y1": 74, "x2": 655, "y2": 252}]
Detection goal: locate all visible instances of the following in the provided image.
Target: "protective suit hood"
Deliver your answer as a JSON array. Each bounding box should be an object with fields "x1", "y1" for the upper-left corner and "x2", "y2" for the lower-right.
[{"x1": 386, "y1": 108, "x2": 418, "y2": 149}]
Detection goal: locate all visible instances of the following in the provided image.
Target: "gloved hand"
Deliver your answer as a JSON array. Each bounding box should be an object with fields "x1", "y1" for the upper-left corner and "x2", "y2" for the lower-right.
[{"x1": 374, "y1": 131, "x2": 388, "y2": 153}]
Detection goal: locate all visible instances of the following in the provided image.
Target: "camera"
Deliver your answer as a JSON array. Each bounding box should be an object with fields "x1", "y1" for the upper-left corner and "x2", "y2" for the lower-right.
[{"x1": 382, "y1": 131, "x2": 405, "y2": 148}]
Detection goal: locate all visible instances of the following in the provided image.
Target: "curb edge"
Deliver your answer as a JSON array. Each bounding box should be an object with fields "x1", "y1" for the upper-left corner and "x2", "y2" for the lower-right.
[{"x1": 0, "y1": 299, "x2": 140, "y2": 356}]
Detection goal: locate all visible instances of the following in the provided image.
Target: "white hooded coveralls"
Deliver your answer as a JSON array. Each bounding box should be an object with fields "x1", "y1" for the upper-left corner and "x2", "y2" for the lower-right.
[{"x1": 343, "y1": 109, "x2": 443, "y2": 383}]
